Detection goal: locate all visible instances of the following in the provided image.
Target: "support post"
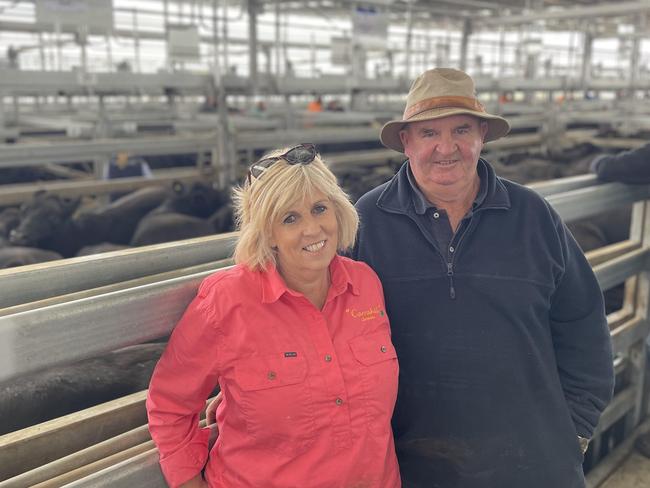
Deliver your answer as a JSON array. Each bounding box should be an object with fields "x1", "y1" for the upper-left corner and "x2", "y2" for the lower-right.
[
  {"x1": 459, "y1": 19, "x2": 472, "y2": 71},
  {"x1": 247, "y1": 0, "x2": 258, "y2": 93},
  {"x1": 580, "y1": 27, "x2": 593, "y2": 88}
]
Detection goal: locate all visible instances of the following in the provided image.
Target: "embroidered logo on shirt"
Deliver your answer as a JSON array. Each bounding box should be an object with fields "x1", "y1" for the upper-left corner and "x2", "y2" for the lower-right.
[
  {"x1": 345, "y1": 305, "x2": 384, "y2": 322},
  {"x1": 284, "y1": 352, "x2": 298, "y2": 358}
]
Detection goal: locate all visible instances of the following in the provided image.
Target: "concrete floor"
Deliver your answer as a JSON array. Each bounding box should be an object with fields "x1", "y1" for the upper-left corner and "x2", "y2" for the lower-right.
[{"x1": 600, "y1": 451, "x2": 650, "y2": 488}]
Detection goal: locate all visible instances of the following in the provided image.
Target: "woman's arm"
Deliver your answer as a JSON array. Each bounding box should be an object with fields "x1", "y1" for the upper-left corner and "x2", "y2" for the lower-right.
[{"x1": 147, "y1": 294, "x2": 222, "y2": 488}]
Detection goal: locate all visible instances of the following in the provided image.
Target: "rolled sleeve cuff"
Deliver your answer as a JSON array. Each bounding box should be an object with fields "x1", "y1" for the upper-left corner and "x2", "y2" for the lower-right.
[
  {"x1": 159, "y1": 427, "x2": 211, "y2": 488},
  {"x1": 589, "y1": 154, "x2": 608, "y2": 176}
]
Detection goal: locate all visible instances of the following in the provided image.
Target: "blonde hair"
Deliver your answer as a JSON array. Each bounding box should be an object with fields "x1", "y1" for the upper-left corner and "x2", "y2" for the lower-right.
[{"x1": 233, "y1": 148, "x2": 358, "y2": 270}]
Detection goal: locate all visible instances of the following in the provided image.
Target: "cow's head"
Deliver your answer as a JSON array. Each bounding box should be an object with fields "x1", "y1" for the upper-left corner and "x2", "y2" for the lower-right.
[{"x1": 9, "y1": 192, "x2": 80, "y2": 246}]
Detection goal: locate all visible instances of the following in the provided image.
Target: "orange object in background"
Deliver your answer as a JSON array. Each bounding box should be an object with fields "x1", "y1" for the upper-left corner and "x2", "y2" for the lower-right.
[{"x1": 307, "y1": 97, "x2": 323, "y2": 112}]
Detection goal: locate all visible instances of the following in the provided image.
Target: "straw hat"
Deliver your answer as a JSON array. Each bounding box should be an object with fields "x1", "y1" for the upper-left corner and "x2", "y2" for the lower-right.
[{"x1": 380, "y1": 68, "x2": 510, "y2": 153}]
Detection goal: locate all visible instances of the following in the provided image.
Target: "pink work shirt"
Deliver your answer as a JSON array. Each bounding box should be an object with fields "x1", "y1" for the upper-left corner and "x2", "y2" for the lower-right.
[{"x1": 147, "y1": 255, "x2": 401, "y2": 488}]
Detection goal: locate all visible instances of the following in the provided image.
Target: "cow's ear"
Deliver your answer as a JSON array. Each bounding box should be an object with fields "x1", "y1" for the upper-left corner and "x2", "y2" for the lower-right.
[
  {"x1": 172, "y1": 181, "x2": 184, "y2": 194},
  {"x1": 60, "y1": 196, "x2": 81, "y2": 215}
]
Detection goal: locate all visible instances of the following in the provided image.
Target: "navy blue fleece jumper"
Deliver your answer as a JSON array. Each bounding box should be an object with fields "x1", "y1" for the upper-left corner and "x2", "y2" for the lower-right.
[{"x1": 353, "y1": 160, "x2": 614, "y2": 488}]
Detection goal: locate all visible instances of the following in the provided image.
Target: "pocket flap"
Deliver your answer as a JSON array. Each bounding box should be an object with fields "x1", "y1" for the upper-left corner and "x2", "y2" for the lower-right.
[
  {"x1": 349, "y1": 330, "x2": 397, "y2": 366},
  {"x1": 235, "y1": 353, "x2": 308, "y2": 391}
]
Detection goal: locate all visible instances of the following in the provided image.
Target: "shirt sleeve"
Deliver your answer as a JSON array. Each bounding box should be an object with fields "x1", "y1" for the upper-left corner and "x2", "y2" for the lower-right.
[
  {"x1": 146, "y1": 292, "x2": 222, "y2": 487},
  {"x1": 592, "y1": 143, "x2": 650, "y2": 184},
  {"x1": 549, "y1": 219, "x2": 615, "y2": 438}
]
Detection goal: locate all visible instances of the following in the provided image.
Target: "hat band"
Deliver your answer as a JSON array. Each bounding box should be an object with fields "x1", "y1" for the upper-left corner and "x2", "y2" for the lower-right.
[{"x1": 403, "y1": 96, "x2": 486, "y2": 120}]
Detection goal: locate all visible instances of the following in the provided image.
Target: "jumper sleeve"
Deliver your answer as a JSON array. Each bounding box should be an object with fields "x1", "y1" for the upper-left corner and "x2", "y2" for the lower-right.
[
  {"x1": 146, "y1": 293, "x2": 222, "y2": 488},
  {"x1": 591, "y1": 143, "x2": 650, "y2": 184},
  {"x1": 549, "y1": 221, "x2": 614, "y2": 438}
]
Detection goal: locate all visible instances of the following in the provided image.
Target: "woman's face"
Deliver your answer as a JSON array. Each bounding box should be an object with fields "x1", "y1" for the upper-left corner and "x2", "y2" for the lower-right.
[{"x1": 270, "y1": 189, "x2": 338, "y2": 280}]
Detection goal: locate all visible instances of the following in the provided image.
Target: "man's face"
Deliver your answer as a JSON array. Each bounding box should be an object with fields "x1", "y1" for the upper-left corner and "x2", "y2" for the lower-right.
[
  {"x1": 116, "y1": 152, "x2": 130, "y2": 168},
  {"x1": 399, "y1": 114, "x2": 488, "y2": 197}
]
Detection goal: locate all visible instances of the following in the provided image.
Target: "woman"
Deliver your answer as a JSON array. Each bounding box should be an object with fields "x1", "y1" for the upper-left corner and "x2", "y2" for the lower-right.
[{"x1": 146, "y1": 144, "x2": 401, "y2": 488}]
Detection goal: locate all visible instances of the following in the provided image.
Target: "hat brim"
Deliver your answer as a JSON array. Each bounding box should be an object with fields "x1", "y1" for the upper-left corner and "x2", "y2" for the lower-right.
[{"x1": 379, "y1": 107, "x2": 511, "y2": 153}]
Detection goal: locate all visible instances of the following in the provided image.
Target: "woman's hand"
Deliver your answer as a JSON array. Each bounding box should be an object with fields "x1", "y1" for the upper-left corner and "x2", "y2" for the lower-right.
[
  {"x1": 179, "y1": 474, "x2": 208, "y2": 488},
  {"x1": 205, "y1": 391, "x2": 223, "y2": 426}
]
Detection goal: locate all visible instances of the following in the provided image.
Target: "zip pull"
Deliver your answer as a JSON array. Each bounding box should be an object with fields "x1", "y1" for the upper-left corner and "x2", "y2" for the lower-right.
[{"x1": 447, "y1": 263, "x2": 456, "y2": 299}]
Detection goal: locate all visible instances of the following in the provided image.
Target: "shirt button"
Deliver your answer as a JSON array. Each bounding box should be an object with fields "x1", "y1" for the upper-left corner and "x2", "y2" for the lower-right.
[
  {"x1": 380, "y1": 345, "x2": 388, "y2": 353},
  {"x1": 335, "y1": 397, "x2": 344, "y2": 406},
  {"x1": 267, "y1": 371, "x2": 277, "y2": 380},
  {"x1": 324, "y1": 354, "x2": 332, "y2": 362},
  {"x1": 433, "y1": 212, "x2": 440, "y2": 219},
  {"x1": 449, "y1": 246, "x2": 455, "y2": 253}
]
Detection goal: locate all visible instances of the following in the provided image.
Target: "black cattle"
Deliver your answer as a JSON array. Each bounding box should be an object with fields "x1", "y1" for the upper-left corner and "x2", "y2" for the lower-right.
[
  {"x1": 152, "y1": 181, "x2": 231, "y2": 219},
  {"x1": 8, "y1": 192, "x2": 90, "y2": 257},
  {"x1": 129, "y1": 183, "x2": 234, "y2": 247},
  {"x1": 492, "y1": 157, "x2": 565, "y2": 185},
  {"x1": 0, "y1": 166, "x2": 62, "y2": 185},
  {"x1": 0, "y1": 343, "x2": 165, "y2": 435},
  {"x1": 338, "y1": 165, "x2": 399, "y2": 203},
  {"x1": 568, "y1": 207, "x2": 631, "y2": 254},
  {"x1": 0, "y1": 207, "x2": 20, "y2": 236},
  {"x1": 130, "y1": 211, "x2": 217, "y2": 247},
  {"x1": 75, "y1": 243, "x2": 131, "y2": 257},
  {"x1": 0, "y1": 246, "x2": 63, "y2": 269},
  {"x1": 74, "y1": 186, "x2": 168, "y2": 245}
]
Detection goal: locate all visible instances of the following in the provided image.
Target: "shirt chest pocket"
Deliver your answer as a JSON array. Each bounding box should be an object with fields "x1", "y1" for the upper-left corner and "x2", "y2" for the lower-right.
[
  {"x1": 349, "y1": 330, "x2": 399, "y2": 435},
  {"x1": 234, "y1": 354, "x2": 316, "y2": 455}
]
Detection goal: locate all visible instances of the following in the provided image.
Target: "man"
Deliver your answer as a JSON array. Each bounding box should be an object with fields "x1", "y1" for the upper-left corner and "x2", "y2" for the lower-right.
[
  {"x1": 353, "y1": 68, "x2": 614, "y2": 488},
  {"x1": 590, "y1": 142, "x2": 650, "y2": 183},
  {"x1": 590, "y1": 143, "x2": 650, "y2": 458},
  {"x1": 102, "y1": 151, "x2": 153, "y2": 201},
  {"x1": 103, "y1": 151, "x2": 153, "y2": 181}
]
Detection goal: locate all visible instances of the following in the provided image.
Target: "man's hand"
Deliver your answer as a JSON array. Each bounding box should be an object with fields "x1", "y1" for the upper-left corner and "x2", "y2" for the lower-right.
[
  {"x1": 578, "y1": 436, "x2": 590, "y2": 455},
  {"x1": 206, "y1": 391, "x2": 223, "y2": 426}
]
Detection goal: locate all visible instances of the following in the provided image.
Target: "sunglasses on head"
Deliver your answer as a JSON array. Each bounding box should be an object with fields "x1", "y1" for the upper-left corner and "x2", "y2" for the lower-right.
[{"x1": 247, "y1": 143, "x2": 318, "y2": 184}]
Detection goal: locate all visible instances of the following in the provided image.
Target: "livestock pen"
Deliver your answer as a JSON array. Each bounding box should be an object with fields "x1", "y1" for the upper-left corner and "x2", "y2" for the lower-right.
[{"x1": 0, "y1": 175, "x2": 649, "y2": 487}]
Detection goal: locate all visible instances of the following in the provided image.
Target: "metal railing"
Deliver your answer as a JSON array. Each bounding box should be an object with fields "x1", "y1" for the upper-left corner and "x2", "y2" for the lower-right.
[{"x1": 0, "y1": 175, "x2": 648, "y2": 487}]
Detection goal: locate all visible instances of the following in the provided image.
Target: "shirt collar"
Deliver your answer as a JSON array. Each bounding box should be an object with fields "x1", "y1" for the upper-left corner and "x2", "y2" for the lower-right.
[
  {"x1": 406, "y1": 159, "x2": 489, "y2": 215},
  {"x1": 260, "y1": 254, "x2": 359, "y2": 304}
]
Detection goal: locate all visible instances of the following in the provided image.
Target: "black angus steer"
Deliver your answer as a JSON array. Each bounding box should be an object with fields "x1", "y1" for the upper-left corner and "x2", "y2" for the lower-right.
[
  {"x1": 0, "y1": 246, "x2": 63, "y2": 269},
  {"x1": 151, "y1": 181, "x2": 231, "y2": 218},
  {"x1": 8, "y1": 192, "x2": 89, "y2": 257},
  {"x1": 74, "y1": 185, "x2": 169, "y2": 245},
  {"x1": 0, "y1": 207, "x2": 20, "y2": 247},
  {"x1": 0, "y1": 343, "x2": 166, "y2": 435}
]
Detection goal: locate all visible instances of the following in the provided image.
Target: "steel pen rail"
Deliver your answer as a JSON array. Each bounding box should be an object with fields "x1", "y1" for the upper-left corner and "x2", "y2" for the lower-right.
[{"x1": 0, "y1": 176, "x2": 648, "y2": 487}]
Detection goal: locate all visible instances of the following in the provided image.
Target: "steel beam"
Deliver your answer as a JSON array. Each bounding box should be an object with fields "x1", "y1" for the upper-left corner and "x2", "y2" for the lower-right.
[
  {"x1": 3, "y1": 69, "x2": 650, "y2": 99},
  {"x1": 0, "y1": 21, "x2": 335, "y2": 52},
  {"x1": 235, "y1": 127, "x2": 380, "y2": 150},
  {"x1": 0, "y1": 266, "x2": 220, "y2": 383},
  {"x1": 20, "y1": 115, "x2": 97, "y2": 138},
  {"x1": 63, "y1": 449, "x2": 165, "y2": 488},
  {"x1": 586, "y1": 417, "x2": 650, "y2": 488},
  {"x1": 0, "y1": 169, "x2": 204, "y2": 206},
  {"x1": 479, "y1": 1, "x2": 650, "y2": 26},
  {"x1": 591, "y1": 387, "x2": 636, "y2": 438},
  {"x1": 546, "y1": 183, "x2": 650, "y2": 223},
  {"x1": 0, "y1": 233, "x2": 237, "y2": 310},
  {"x1": 0, "y1": 70, "x2": 212, "y2": 96},
  {"x1": 529, "y1": 174, "x2": 597, "y2": 197},
  {"x1": 593, "y1": 248, "x2": 650, "y2": 292},
  {"x1": 0, "y1": 391, "x2": 148, "y2": 482},
  {"x1": 610, "y1": 316, "x2": 650, "y2": 358},
  {"x1": 0, "y1": 135, "x2": 217, "y2": 167}
]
